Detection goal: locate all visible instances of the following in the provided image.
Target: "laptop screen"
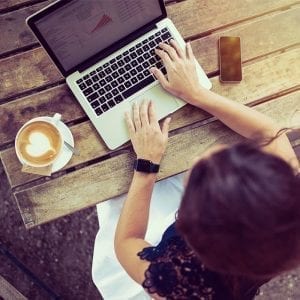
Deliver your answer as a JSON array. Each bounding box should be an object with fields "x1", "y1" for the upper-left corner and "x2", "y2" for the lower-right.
[{"x1": 34, "y1": 0, "x2": 163, "y2": 74}]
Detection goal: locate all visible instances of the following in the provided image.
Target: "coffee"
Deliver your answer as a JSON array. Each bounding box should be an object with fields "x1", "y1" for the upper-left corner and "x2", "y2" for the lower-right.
[{"x1": 16, "y1": 121, "x2": 62, "y2": 167}]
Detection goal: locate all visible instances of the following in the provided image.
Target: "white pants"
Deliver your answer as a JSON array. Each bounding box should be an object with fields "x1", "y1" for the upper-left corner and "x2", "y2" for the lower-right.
[{"x1": 92, "y1": 172, "x2": 186, "y2": 300}]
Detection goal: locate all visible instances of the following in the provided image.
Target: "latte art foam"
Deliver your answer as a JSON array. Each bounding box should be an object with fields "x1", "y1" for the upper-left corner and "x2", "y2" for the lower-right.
[{"x1": 16, "y1": 121, "x2": 62, "y2": 167}]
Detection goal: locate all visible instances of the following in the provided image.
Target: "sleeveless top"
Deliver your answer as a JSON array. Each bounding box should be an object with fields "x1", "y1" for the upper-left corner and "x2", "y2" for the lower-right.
[{"x1": 138, "y1": 223, "x2": 266, "y2": 300}]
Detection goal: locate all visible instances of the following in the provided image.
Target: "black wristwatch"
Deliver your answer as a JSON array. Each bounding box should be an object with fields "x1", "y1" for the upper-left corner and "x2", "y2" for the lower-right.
[{"x1": 134, "y1": 159, "x2": 160, "y2": 173}]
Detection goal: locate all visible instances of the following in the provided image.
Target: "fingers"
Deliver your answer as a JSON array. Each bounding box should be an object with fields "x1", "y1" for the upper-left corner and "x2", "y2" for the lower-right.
[
  {"x1": 155, "y1": 48, "x2": 172, "y2": 68},
  {"x1": 150, "y1": 67, "x2": 170, "y2": 90},
  {"x1": 125, "y1": 112, "x2": 135, "y2": 136},
  {"x1": 186, "y1": 42, "x2": 194, "y2": 60},
  {"x1": 140, "y1": 100, "x2": 150, "y2": 126},
  {"x1": 169, "y1": 39, "x2": 185, "y2": 58},
  {"x1": 133, "y1": 102, "x2": 141, "y2": 130},
  {"x1": 148, "y1": 101, "x2": 158, "y2": 125},
  {"x1": 159, "y1": 42, "x2": 179, "y2": 61},
  {"x1": 162, "y1": 117, "x2": 171, "y2": 138}
]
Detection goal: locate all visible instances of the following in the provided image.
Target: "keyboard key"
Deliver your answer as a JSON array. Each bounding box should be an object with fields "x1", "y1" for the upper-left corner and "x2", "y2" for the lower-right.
[
  {"x1": 161, "y1": 28, "x2": 168, "y2": 33},
  {"x1": 91, "y1": 100, "x2": 100, "y2": 108},
  {"x1": 155, "y1": 37, "x2": 162, "y2": 44},
  {"x1": 124, "y1": 73, "x2": 130, "y2": 80},
  {"x1": 156, "y1": 61, "x2": 163, "y2": 69},
  {"x1": 100, "y1": 79, "x2": 106, "y2": 86},
  {"x1": 93, "y1": 83, "x2": 100, "y2": 90},
  {"x1": 106, "y1": 92, "x2": 113, "y2": 100},
  {"x1": 131, "y1": 77, "x2": 138, "y2": 84},
  {"x1": 142, "y1": 45, "x2": 150, "y2": 51},
  {"x1": 118, "y1": 85, "x2": 125, "y2": 92},
  {"x1": 129, "y1": 46, "x2": 135, "y2": 52},
  {"x1": 137, "y1": 73, "x2": 144, "y2": 81},
  {"x1": 108, "y1": 100, "x2": 116, "y2": 108},
  {"x1": 124, "y1": 56, "x2": 131, "y2": 63},
  {"x1": 115, "y1": 95, "x2": 123, "y2": 103},
  {"x1": 99, "y1": 88, "x2": 105, "y2": 95},
  {"x1": 106, "y1": 75, "x2": 113, "y2": 82},
  {"x1": 125, "y1": 64, "x2": 132, "y2": 71},
  {"x1": 83, "y1": 75, "x2": 89, "y2": 80},
  {"x1": 92, "y1": 75, "x2": 99, "y2": 82},
  {"x1": 116, "y1": 54, "x2": 122, "y2": 60},
  {"x1": 117, "y1": 60, "x2": 125, "y2": 67},
  {"x1": 98, "y1": 71, "x2": 106, "y2": 78},
  {"x1": 118, "y1": 68, "x2": 125, "y2": 75},
  {"x1": 137, "y1": 66, "x2": 143, "y2": 72},
  {"x1": 105, "y1": 67, "x2": 112, "y2": 74},
  {"x1": 143, "y1": 53, "x2": 150, "y2": 60},
  {"x1": 83, "y1": 87, "x2": 93, "y2": 96},
  {"x1": 123, "y1": 50, "x2": 129, "y2": 56},
  {"x1": 130, "y1": 69, "x2": 137, "y2": 76},
  {"x1": 111, "y1": 63, "x2": 118, "y2": 71},
  {"x1": 137, "y1": 48, "x2": 143, "y2": 55},
  {"x1": 76, "y1": 79, "x2": 83, "y2": 84},
  {"x1": 96, "y1": 66, "x2": 103, "y2": 72},
  {"x1": 87, "y1": 92, "x2": 98, "y2": 102},
  {"x1": 102, "y1": 103, "x2": 109, "y2": 111},
  {"x1": 109, "y1": 58, "x2": 116, "y2": 64},
  {"x1": 90, "y1": 70, "x2": 96, "y2": 76},
  {"x1": 136, "y1": 42, "x2": 142, "y2": 48},
  {"x1": 117, "y1": 77, "x2": 125, "y2": 84},
  {"x1": 131, "y1": 60, "x2": 138, "y2": 67},
  {"x1": 143, "y1": 69, "x2": 150, "y2": 76},
  {"x1": 155, "y1": 31, "x2": 161, "y2": 36},
  {"x1": 122, "y1": 76, "x2": 155, "y2": 99},
  {"x1": 149, "y1": 41, "x2": 156, "y2": 48},
  {"x1": 142, "y1": 39, "x2": 148, "y2": 44},
  {"x1": 112, "y1": 89, "x2": 118, "y2": 96},
  {"x1": 142, "y1": 62, "x2": 150, "y2": 69},
  {"x1": 99, "y1": 96, "x2": 106, "y2": 104},
  {"x1": 130, "y1": 52, "x2": 137, "y2": 59},
  {"x1": 85, "y1": 79, "x2": 93, "y2": 86},
  {"x1": 95, "y1": 107, "x2": 103, "y2": 116},
  {"x1": 161, "y1": 67, "x2": 167, "y2": 75},
  {"x1": 137, "y1": 57, "x2": 144, "y2": 63},
  {"x1": 149, "y1": 58, "x2": 156, "y2": 65},
  {"x1": 149, "y1": 35, "x2": 155, "y2": 40},
  {"x1": 112, "y1": 71, "x2": 119, "y2": 79},
  {"x1": 79, "y1": 83, "x2": 86, "y2": 90},
  {"x1": 104, "y1": 84, "x2": 112, "y2": 92},
  {"x1": 111, "y1": 81, "x2": 118, "y2": 88},
  {"x1": 125, "y1": 81, "x2": 132, "y2": 88},
  {"x1": 162, "y1": 32, "x2": 171, "y2": 41},
  {"x1": 103, "y1": 62, "x2": 109, "y2": 68}
]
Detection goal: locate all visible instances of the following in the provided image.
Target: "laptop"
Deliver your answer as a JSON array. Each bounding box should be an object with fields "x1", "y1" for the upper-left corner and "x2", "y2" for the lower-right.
[{"x1": 27, "y1": 0, "x2": 212, "y2": 150}]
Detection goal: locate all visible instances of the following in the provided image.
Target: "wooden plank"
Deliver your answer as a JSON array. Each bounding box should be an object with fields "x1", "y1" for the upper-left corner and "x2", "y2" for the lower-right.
[
  {"x1": 2, "y1": 47, "x2": 300, "y2": 188},
  {"x1": 1, "y1": 2, "x2": 299, "y2": 100},
  {"x1": 0, "y1": 0, "x2": 45, "y2": 11},
  {"x1": 0, "y1": 275, "x2": 28, "y2": 300},
  {"x1": 14, "y1": 91, "x2": 300, "y2": 228},
  {"x1": 1, "y1": 7, "x2": 299, "y2": 144},
  {"x1": 167, "y1": 0, "x2": 297, "y2": 38},
  {"x1": 0, "y1": 1, "x2": 52, "y2": 55}
]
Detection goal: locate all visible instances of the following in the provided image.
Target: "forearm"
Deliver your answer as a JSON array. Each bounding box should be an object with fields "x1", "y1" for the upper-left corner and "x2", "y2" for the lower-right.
[
  {"x1": 191, "y1": 88, "x2": 280, "y2": 139},
  {"x1": 115, "y1": 172, "x2": 157, "y2": 246}
]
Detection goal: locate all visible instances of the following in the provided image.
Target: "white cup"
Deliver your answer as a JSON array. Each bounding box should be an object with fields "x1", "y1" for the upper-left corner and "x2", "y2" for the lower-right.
[{"x1": 15, "y1": 113, "x2": 63, "y2": 168}]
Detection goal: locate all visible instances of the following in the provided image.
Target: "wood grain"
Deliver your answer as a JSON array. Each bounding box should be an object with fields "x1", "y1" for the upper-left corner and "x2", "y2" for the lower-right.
[
  {"x1": 1, "y1": 6, "x2": 299, "y2": 145},
  {"x1": 2, "y1": 47, "x2": 300, "y2": 188},
  {"x1": 14, "y1": 91, "x2": 300, "y2": 228}
]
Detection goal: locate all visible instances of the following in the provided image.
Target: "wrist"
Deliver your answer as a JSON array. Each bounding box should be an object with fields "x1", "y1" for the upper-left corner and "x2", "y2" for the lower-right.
[{"x1": 184, "y1": 86, "x2": 207, "y2": 107}]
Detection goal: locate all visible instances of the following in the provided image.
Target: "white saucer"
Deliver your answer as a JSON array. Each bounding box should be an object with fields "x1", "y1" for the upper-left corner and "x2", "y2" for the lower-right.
[{"x1": 46, "y1": 117, "x2": 74, "y2": 173}]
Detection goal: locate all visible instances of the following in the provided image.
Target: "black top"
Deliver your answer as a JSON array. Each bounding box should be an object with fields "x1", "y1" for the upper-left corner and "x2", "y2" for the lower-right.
[{"x1": 138, "y1": 223, "x2": 267, "y2": 300}]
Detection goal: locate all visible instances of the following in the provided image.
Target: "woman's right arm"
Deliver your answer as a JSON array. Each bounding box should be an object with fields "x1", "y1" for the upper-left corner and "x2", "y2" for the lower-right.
[{"x1": 151, "y1": 40, "x2": 299, "y2": 171}]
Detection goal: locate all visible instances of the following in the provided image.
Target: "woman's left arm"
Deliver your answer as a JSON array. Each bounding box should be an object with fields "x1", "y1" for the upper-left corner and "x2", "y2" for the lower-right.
[{"x1": 114, "y1": 100, "x2": 171, "y2": 284}]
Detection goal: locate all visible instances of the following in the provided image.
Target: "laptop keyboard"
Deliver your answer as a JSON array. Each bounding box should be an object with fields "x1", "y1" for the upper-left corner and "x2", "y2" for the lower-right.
[{"x1": 75, "y1": 27, "x2": 173, "y2": 116}]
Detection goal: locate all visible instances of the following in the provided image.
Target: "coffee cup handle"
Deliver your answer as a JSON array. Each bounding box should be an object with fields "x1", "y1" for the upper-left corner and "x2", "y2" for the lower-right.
[{"x1": 51, "y1": 113, "x2": 62, "y2": 125}]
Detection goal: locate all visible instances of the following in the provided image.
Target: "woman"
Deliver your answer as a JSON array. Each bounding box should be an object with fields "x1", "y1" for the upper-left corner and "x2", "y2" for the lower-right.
[{"x1": 92, "y1": 40, "x2": 300, "y2": 299}]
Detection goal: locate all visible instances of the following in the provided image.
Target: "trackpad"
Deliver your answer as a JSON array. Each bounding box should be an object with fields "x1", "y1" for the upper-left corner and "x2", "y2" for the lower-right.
[{"x1": 130, "y1": 84, "x2": 180, "y2": 120}]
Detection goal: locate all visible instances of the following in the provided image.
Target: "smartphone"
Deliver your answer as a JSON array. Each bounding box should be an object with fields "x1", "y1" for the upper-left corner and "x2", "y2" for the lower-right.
[{"x1": 219, "y1": 36, "x2": 242, "y2": 82}]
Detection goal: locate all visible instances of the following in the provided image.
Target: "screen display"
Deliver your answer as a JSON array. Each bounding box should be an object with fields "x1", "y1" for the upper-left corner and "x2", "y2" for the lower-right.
[
  {"x1": 219, "y1": 36, "x2": 242, "y2": 82},
  {"x1": 35, "y1": 0, "x2": 162, "y2": 72}
]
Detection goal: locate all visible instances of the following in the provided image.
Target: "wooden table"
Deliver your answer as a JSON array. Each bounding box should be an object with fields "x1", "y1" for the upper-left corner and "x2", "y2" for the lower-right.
[{"x1": 1, "y1": 0, "x2": 299, "y2": 229}]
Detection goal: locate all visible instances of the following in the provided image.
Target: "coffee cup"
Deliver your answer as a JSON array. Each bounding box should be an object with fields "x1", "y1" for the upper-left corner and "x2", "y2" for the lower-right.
[{"x1": 15, "y1": 114, "x2": 63, "y2": 168}]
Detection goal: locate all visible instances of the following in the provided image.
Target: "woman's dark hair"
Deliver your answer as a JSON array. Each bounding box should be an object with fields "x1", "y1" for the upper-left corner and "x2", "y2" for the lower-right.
[{"x1": 177, "y1": 142, "x2": 300, "y2": 282}]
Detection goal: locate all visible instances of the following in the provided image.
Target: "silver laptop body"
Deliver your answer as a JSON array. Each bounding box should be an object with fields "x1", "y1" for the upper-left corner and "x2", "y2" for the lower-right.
[{"x1": 27, "y1": 0, "x2": 212, "y2": 150}]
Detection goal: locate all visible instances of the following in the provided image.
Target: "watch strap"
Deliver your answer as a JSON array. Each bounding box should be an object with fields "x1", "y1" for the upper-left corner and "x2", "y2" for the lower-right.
[{"x1": 134, "y1": 159, "x2": 160, "y2": 173}]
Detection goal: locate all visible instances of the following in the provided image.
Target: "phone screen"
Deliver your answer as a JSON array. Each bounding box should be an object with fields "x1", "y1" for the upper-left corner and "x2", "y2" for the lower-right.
[{"x1": 219, "y1": 37, "x2": 242, "y2": 82}]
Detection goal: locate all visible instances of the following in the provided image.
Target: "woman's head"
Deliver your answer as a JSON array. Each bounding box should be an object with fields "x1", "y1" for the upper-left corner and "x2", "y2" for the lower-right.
[{"x1": 177, "y1": 142, "x2": 300, "y2": 279}]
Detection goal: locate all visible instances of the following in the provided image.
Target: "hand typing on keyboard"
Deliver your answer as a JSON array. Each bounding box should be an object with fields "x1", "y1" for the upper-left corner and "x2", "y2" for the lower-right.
[{"x1": 151, "y1": 40, "x2": 203, "y2": 107}]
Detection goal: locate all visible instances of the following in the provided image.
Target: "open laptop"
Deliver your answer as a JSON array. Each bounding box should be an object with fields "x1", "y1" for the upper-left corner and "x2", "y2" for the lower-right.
[{"x1": 27, "y1": 0, "x2": 212, "y2": 149}]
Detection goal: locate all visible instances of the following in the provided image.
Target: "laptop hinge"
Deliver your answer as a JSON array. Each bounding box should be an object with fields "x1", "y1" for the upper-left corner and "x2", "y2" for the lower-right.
[{"x1": 78, "y1": 23, "x2": 158, "y2": 74}]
